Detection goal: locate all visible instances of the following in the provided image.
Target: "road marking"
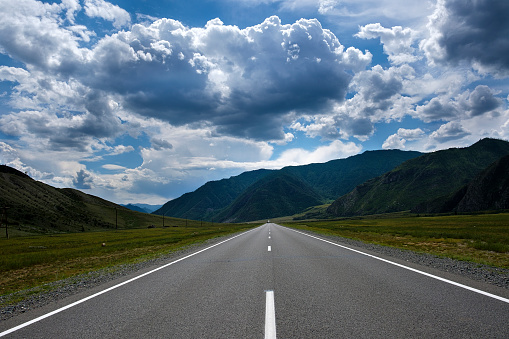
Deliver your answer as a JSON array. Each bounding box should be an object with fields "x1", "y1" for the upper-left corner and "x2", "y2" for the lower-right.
[
  {"x1": 0, "y1": 227, "x2": 261, "y2": 338},
  {"x1": 268, "y1": 236, "x2": 271, "y2": 239},
  {"x1": 284, "y1": 226, "x2": 509, "y2": 304},
  {"x1": 265, "y1": 290, "x2": 276, "y2": 339},
  {"x1": 268, "y1": 246, "x2": 272, "y2": 252}
]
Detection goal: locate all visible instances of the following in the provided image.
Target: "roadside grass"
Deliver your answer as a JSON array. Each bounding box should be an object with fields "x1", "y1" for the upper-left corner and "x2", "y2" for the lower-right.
[
  {"x1": 282, "y1": 213, "x2": 509, "y2": 268},
  {"x1": 0, "y1": 222, "x2": 257, "y2": 299}
]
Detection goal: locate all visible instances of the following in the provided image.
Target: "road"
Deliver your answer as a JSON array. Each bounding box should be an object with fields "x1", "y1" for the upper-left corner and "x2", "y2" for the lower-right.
[{"x1": 1, "y1": 223, "x2": 508, "y2": 338}]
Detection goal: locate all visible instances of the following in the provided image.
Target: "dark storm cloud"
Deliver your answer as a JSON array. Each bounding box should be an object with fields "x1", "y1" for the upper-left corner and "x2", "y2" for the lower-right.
[
  {"x1": 0, "y1": 0, "x2": 374, "y2": 145},
  {"x1": 73, "y1": 169, "x2": 93, "y2": 189},
  {"x1": 466, "y1": 85, "x2": 502, "y2": 117},
  {"x1": 151, "y1": 138, "x2": 173, "y2": 150},
  {"x1": 82, "y1": 16, "x2": 371, "y2": 140},
  {"x1": 425, "y1": 0, "x2": 509, "y2": 75}
]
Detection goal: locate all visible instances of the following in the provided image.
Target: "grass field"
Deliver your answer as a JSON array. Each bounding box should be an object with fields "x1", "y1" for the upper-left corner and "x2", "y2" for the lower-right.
[
  {"x1": 0, "y1": 222, "x2": 257, "y2": 299},
  {"x1": 2, "y1": 212, "x2": 508, "y2": 304},
  {"x1": 282, "y1": 212, "x2": 509, "y2": 268}
]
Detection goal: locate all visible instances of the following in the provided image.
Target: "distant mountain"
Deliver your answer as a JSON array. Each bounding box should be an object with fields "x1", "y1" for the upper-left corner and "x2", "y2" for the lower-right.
[
  {"x1": 327, "y1": 138, "x2": 509, "y2": 217},
  {"x1": 0, "y1": 165, "x2": 162, "y2": 234},
  {"x1": 122, "y1": 204, "x2": 162, "y2": 213},
  {"x1": 215, "y1": 173, "x2": 324, "y2": 223},
  {"x1": 413, "y1": 154, "x2": 509, "y2": 213},
  {"x1": 155, "y1": 149, "x2": 422, "y2": 222},
  {"x1": 154, "y1": 169, "x2": 272, "y2": 220}
]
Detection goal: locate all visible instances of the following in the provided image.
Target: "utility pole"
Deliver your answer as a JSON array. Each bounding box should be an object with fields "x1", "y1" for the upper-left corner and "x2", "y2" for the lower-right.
[
  {"x1": 115, "y1": 207, "x2": 118, "y2": 230},
  {"x1": 1, "y1": 207, "x2": 9, "y2": 239}
]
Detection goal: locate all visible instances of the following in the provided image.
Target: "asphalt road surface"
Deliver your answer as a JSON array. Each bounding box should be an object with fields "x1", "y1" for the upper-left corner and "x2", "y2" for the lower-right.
[{"x1": 1, "y1": 223, "x2": 508, "y2": 338}]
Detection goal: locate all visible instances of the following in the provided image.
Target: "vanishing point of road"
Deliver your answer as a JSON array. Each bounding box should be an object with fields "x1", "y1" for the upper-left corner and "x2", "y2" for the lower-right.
[{"x1": 1, "y1": 223, "x2": 508, "y2": 338}]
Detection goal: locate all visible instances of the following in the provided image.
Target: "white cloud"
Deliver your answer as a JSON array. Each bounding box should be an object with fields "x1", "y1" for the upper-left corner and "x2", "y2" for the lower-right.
[
  {"x1": 0, "y1": 66, "x2": 30, "y2": 83},
  {"x1": 84, "y1": 0, "x2": 131, "y2": 29},
  {"x1": 397, "y1": 128, "x2": 425, "y2": 140},
  {"x1": 60, "y1": 0, "x2": 81, "y2": 24},
  {"x1": 382, "y1": 128, "x2": 425, "y2": 149},
  {"x1": 430, "y1": 121, "x2": 470, "y2": 143},
  {"x1": 109, "y1": 145, "x2": 135, "y2": 155},
  {"x1": 255, "y1": 0, "x2": 433, "y2": 28},
  {"x1": 415, "y1": 96, "x2": 459, "y2": 123},
  {"x1": 274, "y1": 139, "x2": 361, "y2": 165},
  {"x1": 102, "y1": 164, "x2": 126, "y2": 171},
  {"x1": 356, "y1": 23, "x2": 419, "y2": 64},
  {"x1": 382, "y1": 134, "x2": 406, "y2": 149}
]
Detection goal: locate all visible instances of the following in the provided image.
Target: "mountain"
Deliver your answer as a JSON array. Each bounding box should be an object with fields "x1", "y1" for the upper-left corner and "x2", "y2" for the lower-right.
[
  {"x1": 122, "y1": 204, "x2": 150, "y2": 213},
  {"x1": 277, "y1": 149, "x2": 422, "y2": 200},
  {"x1": 214, "y1": 173, "x2": 324, "y2": 223},
  {"x1": 0, "y1": 165, "x2": 162, "y2": 234},
  {"x1": 327, "y1": 138, "x2": 509, "y2": 217},
  {"x1": 154, "y1": 169, "x2": 272, "y2": 220},
  {"x1": 155, "y1": 149, "x2": 422, "y2": 222},
  {"x1": 122, "y1": 204, "x2": 162, "y2": 213},
  {"x1": 413, "y1": 154, "x2": 509, "y2": 213}
]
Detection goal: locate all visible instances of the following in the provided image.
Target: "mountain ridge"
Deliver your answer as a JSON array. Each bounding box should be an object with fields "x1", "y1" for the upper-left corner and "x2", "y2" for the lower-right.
[
  {"x1": 155, "y1": 149, "x2": 423, "y2": 222},
  {"x1": 0, "y1": 166, "x2": 166, "y2": 234},
  {"x1": 327, "y1": 138, "x2": 509, "y2": 217}
]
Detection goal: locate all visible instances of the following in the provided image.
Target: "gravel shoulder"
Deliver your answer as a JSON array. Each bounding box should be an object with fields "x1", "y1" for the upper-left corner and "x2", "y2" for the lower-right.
[{"x1": 2, "y1": 226, "x2": 508, "y2": 322}]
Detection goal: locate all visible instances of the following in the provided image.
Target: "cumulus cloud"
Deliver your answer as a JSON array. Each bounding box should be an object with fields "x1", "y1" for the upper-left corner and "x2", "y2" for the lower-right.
[
  {"x1": 356, "y1": 23, "x2": 419, "y2": 64},
  {"x1": 430, "y1": 121, "x2": 470, "y2": 143},
  {"x1": 0, "y1": 4, "x2": 372, "y2": 143},
  {"x1": 352, "y1": 65, "x2": 406, "y2": 104},
  {"x1": 421, "y1": 0, "x2": 509, "y2": 76},
  {"x1": 464, "y1": 85, "x2": 502, "y2": 117},
  {"x1": 0, "y1": 66, "x2": 30, "y2": 83},
  {"x1": 274, "y1": 140, "x2": 361, "y2": 165},
  {"x1": 84, "y1": 0, "x2": 131, "y2": 28},
  {"x1": 288, "y1": 63, "x2": 420, "y2": 142},
  {"x1": 382, "y1": 128, "x2": 425, "y2": 149},
  {"x1": 415, "y1": 85, "x2": 502, "y2": 122},
  {"x1": 397, "y1": 127, "x2": 425, "y2": 140},
  {"x1": 415, "y1": 97, "x2": 459, "y2": 123},
  {"x1": 73, "y1": 169, "x2": 93, "y2": 189},
  {"x1": 382, "y1": 134, "x2": 406, "y2": 149}
]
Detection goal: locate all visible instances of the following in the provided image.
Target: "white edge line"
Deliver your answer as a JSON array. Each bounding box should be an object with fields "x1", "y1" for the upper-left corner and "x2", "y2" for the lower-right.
[
  {"x1": 0, "y1": 227, "x2": 260, "y2": 337},
  {"x1": 264, "y1": 290, "x2": 276, "y2": 339},
  {"x1": 283, "y1": 226, "x2": 509, "y2": 304}
]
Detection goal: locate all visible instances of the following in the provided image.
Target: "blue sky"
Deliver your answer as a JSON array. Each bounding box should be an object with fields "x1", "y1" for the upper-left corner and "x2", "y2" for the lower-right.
[{"x1": 0, "y1": 0, "x2": 508, "y2": 205}]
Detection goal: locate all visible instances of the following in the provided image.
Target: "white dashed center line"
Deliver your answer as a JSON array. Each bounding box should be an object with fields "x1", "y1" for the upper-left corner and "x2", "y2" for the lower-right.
[{"x1": 265, "y1": 290, "x2": 276, "y2": 339}]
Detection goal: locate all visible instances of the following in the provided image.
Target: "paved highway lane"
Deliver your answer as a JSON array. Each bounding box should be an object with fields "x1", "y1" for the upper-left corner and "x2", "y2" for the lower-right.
[{"x1": 1, "y1": 223, "x2": 508, "y2": 338}]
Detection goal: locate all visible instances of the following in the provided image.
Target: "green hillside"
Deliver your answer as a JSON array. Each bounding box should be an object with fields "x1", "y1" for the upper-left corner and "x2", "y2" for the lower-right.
[
  {"x1": 215, "y1": 173, "x2": 324, "y2": 222},
  {"x1": 414, "y1": 154, "x2": 509, "y2": 213},
  {"x1": 279, "y1": 149, "x2": 422, "y2": 200},
  {"x1": 155, "y1": 149, "x2": 422, "y2": 222},
  {"x1": 327, "y1": 138, "x2": 509, "y2": 217},
  {"x1": 154, "y1": 169, "x2": 272, "y2": 220},
  {"x1": 0, "y1": 165, "x2": 172, "y2": 235}
]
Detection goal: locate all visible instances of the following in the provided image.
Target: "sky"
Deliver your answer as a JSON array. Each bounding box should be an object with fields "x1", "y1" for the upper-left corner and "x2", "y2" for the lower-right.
[{"x1": 0, "y1": 0, "x2": 508, "y2": 205}]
